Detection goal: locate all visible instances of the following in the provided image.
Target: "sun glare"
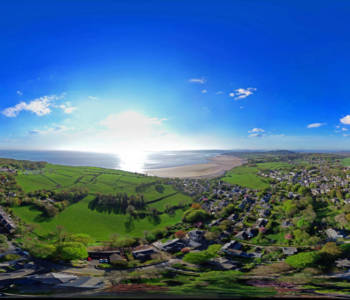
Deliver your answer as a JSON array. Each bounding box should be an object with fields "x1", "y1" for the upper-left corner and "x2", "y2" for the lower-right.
[{"x1": 116, "y1": 148, "x2": 149, "y2": 173}]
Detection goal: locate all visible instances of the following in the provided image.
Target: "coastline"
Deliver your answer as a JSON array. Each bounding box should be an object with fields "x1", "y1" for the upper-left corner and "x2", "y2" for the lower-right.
[{"x1": 145, "y1": 155, "x2": 245, "y2": 179}]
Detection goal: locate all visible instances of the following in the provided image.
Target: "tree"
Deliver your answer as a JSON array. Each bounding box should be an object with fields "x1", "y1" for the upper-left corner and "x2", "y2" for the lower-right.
[
  {"x1": 285, "y1": 251, "x2": 321, "y2": 269},
  {"x1": 110, "y1": 254, "x2": 128, "y2": 268},
  {"x1": 191, "y1": 203, "x2": 201, "y2": 210},
  {"x1": 174, "y1": 230, "x2": 186, "y2": 239},
  {"x1": 283, "y1": 200, "x2": 297, "y2": 217},
  {"x1": 292, "y1": 229, "x2": 311, "y2": 246},
  {"x1": 29, "y1": 243, "x2": 56, "y2": 259},
  {"x1": 67, "y1": 233, "x2": 93, "y2": 246},
  {"x1": 183, "y1": 244, "x2": 221, "y2": 264},
  {"x1": 183, "y1": 250, "x2": 214, "y2": 264},
  {"x1": 320, "y1": 242, "x2": 342, "y2": 258},
  {"x1": 57, "y1": 242, "x2": 88, "y2": 261},
  {"x1": 183, "y1": 209, "x2": 210, "y2": 223},
  {"x1": 335, "y1": 213, "x2": 348, "y2": 229}
]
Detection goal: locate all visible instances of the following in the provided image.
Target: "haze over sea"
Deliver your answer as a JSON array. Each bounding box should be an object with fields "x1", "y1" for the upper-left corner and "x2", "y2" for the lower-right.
[{"x1": 0, "y1": 150, "x2": 229, "y2": 173}]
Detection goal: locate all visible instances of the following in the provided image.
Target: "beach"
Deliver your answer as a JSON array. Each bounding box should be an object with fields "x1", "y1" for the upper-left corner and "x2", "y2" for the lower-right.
[{"x1": 146, "y1": 155, "x2": 245, "y2": 179}]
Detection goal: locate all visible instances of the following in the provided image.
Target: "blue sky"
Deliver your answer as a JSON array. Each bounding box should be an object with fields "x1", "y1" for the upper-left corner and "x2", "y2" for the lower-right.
[{"x1": 1, "y1": 0, "x2": 350, "y2": 152}]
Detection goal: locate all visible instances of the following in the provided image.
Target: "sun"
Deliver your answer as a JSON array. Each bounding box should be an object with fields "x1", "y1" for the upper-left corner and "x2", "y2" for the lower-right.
[{"x1": 116, "y1": 148, "x2": 149, "y2": 173}]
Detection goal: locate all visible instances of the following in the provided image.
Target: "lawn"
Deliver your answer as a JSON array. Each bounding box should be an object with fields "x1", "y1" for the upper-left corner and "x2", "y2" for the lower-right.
[
  {"x1": 221, "y1": 162, "x2": 289, "y2": 189},
  {"x1": 16, "y1": 163, "x2": 177, "y2": 201},
  {"x1": 341, "y1": 157, "x2": 350, "y2": 167},
  {"x1": 11, "y1": 195, "x2": 184, "y2": 241}
]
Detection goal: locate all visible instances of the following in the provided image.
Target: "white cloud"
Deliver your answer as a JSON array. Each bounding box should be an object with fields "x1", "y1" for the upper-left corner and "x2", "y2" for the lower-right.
[
  {"x1": 230, "y1": 87, "x2": 257, "y2": 100},
  {"x1": 56, "y1": 102, "x2": 77, "y2": 114},
  {"x1": 2, "y1": 94, "x2": 65, "y2": 117},
  {"x1": 307, "y1": 122, "x2": 325, "y2": 128},
  {"x1": 216, "y1": 91, "x2": 223, "y2": 95},
  {"x1": 29, "y1": 125, "x2": 69, "y2": 135},
  {"x1": 189, "y1": 78, "x2": 206, "y2": 84},
  {"x1": 248, "y1": 128, "x2": 265, "y2": 137},
  {"x1": 342, "y1": 127, "x2": 348, "y2": 132},
  {"x1": 340, "y1": 115, "x2": 350, "y2": 125},
  {"x1": 201, "y1": 89, "x2": 208, "y2": 94},
  {"x1": 249, "y1": 128, "x2": 265, "y2": 133},
  {"x1": 16, "y1": 90, "x2": 23, "y2": 96},
  {"x1": 88, "y1": 96, "x2": 98, "y2": 101}
]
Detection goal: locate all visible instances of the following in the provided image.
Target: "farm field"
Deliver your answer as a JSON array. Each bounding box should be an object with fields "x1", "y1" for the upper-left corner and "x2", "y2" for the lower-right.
[
  {"x1": 341, "y1": 157, "x2": 350, "y2": 167},
  {"x1": 11, "y1": 195, "x2": 185, "y2": 241},
  {"x1": 12, "y1": 164, "x2": 193, "y2": 240},
  {"x1": 221, "y1": 162, "x2": 290, "y2": 189}
]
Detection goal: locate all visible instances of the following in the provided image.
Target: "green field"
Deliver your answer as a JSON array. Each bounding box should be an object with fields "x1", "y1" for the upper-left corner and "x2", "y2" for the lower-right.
[
  {"x1": 11, "y1": 196, "x2": 185, "y2": 241},
  {"x1": 341, "y1": 157, "x2": 350, "y2": 166},
  {"x1": 221, "y1": 162, "x2": 290, "y2": 189},
  {"x1": 12, "y1": 164, "x2": 193, "y2": 240}
]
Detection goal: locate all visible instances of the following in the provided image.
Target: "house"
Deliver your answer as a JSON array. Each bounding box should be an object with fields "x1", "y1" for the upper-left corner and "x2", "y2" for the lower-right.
[
  {"x1": 234, "y1": 231, "x2": 247, "y2": 240},
  {"x1": 132, "y1": 247, "x2": 156, "y2": 261},
  {"x1": 27, "y1": 273, "x2": 78, "y2": 285},
  {"x1": 88, "y1": 249, "x2": 121, "y2": 260},
  {"x1": 227, "y1": 213, "x2": 237, "y2": 221},
  {"x1": 281, "y1": 247, "x2": 298, "y2": 256},
  {"x1": 222, "y1": 249, "x2": 251, "y2": 258},
  {"x1": 221, "y1": 240, "x2": 242, "y2": 252},
  {"x1": 281, "y1": 220, "x2": 292, "y2": 228},
  {"x1": 209, "y1": 218, "x2": 223, "y2": 227},
  {"x1": 187, "y1": 230, "x2": 205, "y2": 243},
  {"x1": 26, "y1": 272, "x2": 104, "y2": 289},
  {"x1": 336, "y1": 259, "x2": 350, "y2": 268},
  {"x1": 246, "y1": 228, "x2": 258, "y2": 239},
  {"x1": 0, "y1": 207, "x2": 16, "y2": 233},
  {"x1": 259, "y1": 209, "x2": 270, "y2": 217},
  {"x1": 153, "y1": 238, "x2": 185, "y2": 253},
  {"x1": 109, "y1": 253, "x2": 127, "y2": 265},
  {"x1": 255, "y1": 218, "x2": 268, "y2": 228},
  {"x1": 325, "y1": 228, "x2": 346, "y2": 241},
  {"x1": 60, "y1": 276, "x2": 105, "y2": 289},
  {"x1": 248, "y1": 252, "x2": 263, "y2": 258},
  {"x1": 208, "y1": 257, "x2": 239, "y2": 270}
]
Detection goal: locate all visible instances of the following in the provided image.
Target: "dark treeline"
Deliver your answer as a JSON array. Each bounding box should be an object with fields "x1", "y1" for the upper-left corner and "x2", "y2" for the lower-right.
[
  {"x1": 135, "y1": 181, "x2": 165, "y2": 194},
  {"x1": 28, "y1": 187, "x2": 88, "y2": 204},
  {"x1": 53, "y1": 187, "x2": 89, "y2": 203},
  {"x1": 0, "y1": 158, "x2": 47, "y2": 170},
  {"x1": 89, "y1": 193, "x2": 146, "y2": 214}
]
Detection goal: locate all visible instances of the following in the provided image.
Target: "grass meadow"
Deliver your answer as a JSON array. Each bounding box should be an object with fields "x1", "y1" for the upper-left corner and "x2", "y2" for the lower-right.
[
  {"x1": 12, "y1": 164, "x2": 192, "y2": 240},
  {"x1": 221, "y1": 162, "x2": 290, "y2": 189}
]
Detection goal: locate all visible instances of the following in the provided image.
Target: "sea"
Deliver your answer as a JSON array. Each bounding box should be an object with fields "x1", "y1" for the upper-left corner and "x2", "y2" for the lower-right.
[{"x1": 0, "y1": 149, "x2": 231, "y2": 173}]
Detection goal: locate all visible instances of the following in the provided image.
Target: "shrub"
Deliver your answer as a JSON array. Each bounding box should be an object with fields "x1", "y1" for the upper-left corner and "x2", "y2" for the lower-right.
[
  {"x1": 0, "y1": 253, "x2": 21, "y2": 262},
  {"x1": 28, "y1": 243, "x2": 56, "y2": 259},
  {"x1": 220, "y1": 204, "x2": 236, "y2": 218},
  {"x1": 320, "y1": 242, "x2": 342, "y2": 257},
  {"x1": 110, "y1": 254, "x2": 128, "y2": 268},
  {"x1": 67, "y1": 233, "x2": 93, "y2": 246},
  {"x1": 183, "y1": 209, "x2": 210, "y2": 223},
  {"x1": 56, "y1": 242, "x2": 88, "y2": 261},
  {"x1": 183, "y1": 251, "x2": 214, "y2": 265},
  {"x1": 174, "y1": 230, "x2": 186, "y2": 239},
  {"x1": 183, "y1": 244, "x2": 220, "y2": 265},
  {"x1": 191, "y1": 203, "x2": 201, "y2": 209},
  {"x1": 250, "y1": 262, "x2": 293, "y2": 276},
  {"x1": 285, "y1": 251, "x2": 321, "y2": 269},
  {"x1": 98, "y1": 263, "x2": 112, "y2": 269}
]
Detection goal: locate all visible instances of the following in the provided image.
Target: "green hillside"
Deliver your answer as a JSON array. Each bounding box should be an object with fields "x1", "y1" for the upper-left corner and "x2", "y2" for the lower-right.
[{"x1": 12, "y1": 164, "x2": 192, "y2": 240}]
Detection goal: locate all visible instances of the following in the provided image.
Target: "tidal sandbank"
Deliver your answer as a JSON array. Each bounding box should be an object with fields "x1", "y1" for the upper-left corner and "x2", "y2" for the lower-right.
[{"x1": 146, "y1": 155, "x2": 245, "y2": 179}]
